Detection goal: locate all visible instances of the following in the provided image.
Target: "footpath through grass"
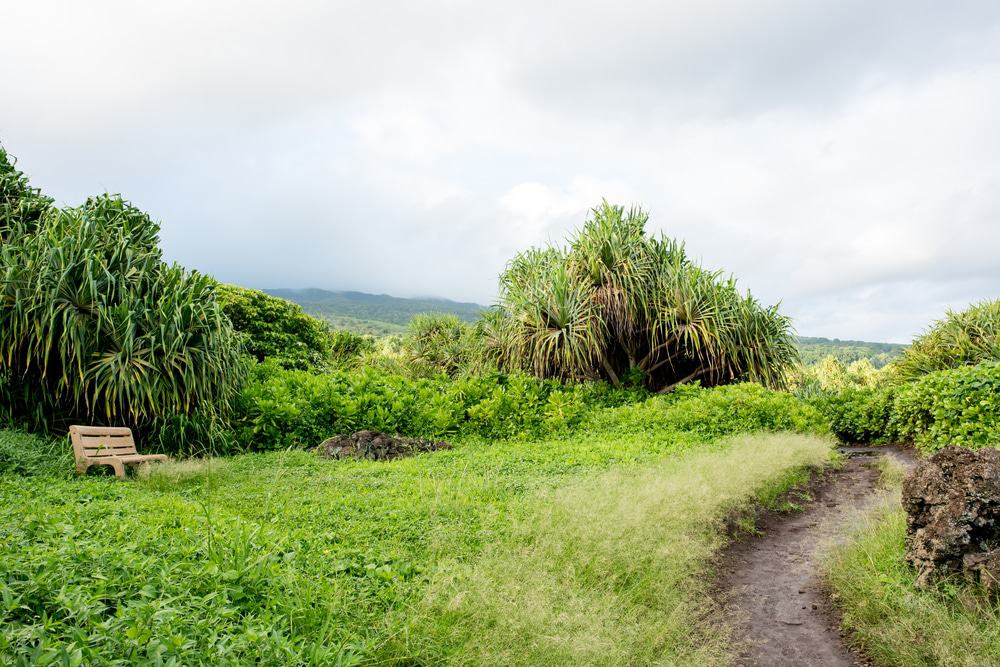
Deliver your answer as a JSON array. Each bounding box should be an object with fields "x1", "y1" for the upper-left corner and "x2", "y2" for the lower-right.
[
  {"x1": 1, "y1": 426, "x2": 832, "y2": 665},
  {"x1": 826, "y1": 461, "x2": 1000, "y2": 666}
]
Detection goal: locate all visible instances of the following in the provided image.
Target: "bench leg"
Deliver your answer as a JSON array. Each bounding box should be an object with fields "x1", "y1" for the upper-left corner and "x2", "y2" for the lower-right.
[
  {"x1": 76, "y1": 461, "x2": 89, "y2": 476},
  {"x1": 106, "y1": 460, "x2": 126, "y2": 479}
]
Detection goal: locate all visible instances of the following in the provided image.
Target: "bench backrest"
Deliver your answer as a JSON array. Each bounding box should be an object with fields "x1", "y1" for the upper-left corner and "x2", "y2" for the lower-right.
[{"x1": 69, "y1": 425, "x2": 138, "y2": 460}]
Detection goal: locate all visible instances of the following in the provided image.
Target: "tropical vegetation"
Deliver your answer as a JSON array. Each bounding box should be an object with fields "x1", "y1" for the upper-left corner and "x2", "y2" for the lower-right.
[
  {"x1": 4, "y1": 142, "x2": 1000, "y2": 665},
  {"x1": 894, "y1": 299, "x2": 1000, "y2": 381},
  {"x1": 0, "y1": 149, "x2": 242, "y2": 445},
  {"x1": 484, "y1": 202, "x2": 798, "y2": 391}
]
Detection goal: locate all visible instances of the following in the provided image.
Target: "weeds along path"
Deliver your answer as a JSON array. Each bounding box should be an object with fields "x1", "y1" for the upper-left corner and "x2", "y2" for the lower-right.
[{"x1": 718, "y1": 446, "x2": 917, "y2": 667}]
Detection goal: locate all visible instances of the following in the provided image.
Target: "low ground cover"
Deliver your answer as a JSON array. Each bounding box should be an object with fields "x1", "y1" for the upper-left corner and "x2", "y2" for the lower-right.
[
  {"x1": 1, "y1": 406, "x2": 830, "y2": 664},
  {"x1": 826, "y1": 461, "x2": 1000, "y2": 666}
]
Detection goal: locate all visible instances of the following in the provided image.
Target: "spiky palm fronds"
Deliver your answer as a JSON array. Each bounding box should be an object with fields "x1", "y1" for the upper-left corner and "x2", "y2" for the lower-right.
[
  {"x1": 491, "y1": 202, "x2": 798, "y2": 391},
  {"x1": 895, "y1": 299, "x2": 1000, "y2": 381},
  {"x1": 497, "y1": 247, "x2": 607, "y2": 381},
  {"x1": 0, "y1": 146, "x2": 52, "y2": 242},
  {"x1": 0, "y1": 177, "x2": 243, "y2": 434}
]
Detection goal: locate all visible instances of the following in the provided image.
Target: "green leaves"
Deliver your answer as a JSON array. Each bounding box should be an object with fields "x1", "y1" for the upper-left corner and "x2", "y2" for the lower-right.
[
  {"x1": 489, "y1": 201, "x2": 798, "y2": 391},
  {"x1": 216, "y1": 284, "x2": 332, "y2": 371},
  {"x1": 892, "y1": 362, "x2": 1000, "y2": 453}
]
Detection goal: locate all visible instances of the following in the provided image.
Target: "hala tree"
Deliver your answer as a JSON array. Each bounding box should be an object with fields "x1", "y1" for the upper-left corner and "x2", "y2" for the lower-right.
[
  {"x1": 894, "y1": 299, "x2": 1000, "y2": 381},
  {"x1": 485, "y1": 202, "x2": 798, "y2": 391},
  {"x1": 0, "y1": 147, "x2": 243, "y2": 446}
]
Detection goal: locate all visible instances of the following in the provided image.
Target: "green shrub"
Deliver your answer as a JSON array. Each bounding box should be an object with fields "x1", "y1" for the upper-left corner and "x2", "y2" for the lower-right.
[
  {"x1": 329, "y1": 329, "x2": 377, "y2": 366},
  {"x1": 233, "y1": 364, "x2": 826, "y2": 452},
  {"x1": 891, "y1": 363, "x2": 1000, "y2": 453},
  {"x1": 0, "y1": 145, "x2": 52, "y2": 241},
  {"x1": 812, "y1": 386, "x2": 896, "y2": 444},
  {"x1": 588, "y1": 383, "x2": 827, "y2": 440},
  {"x1": 403, "y1": 313, "x2": 485, "y2": 376},
  {"x1": 217, "y1": 284, "x2": 331, "y2": 370},
  {"x1": 231, "y1": 364, "x2": 616, "y2": 449},
  {"x1": 0, "y1": 429, "x2": 71, "y2": 477},
  {"x1": 487, "y1": 202, "x2": 798, "y2": 391}
]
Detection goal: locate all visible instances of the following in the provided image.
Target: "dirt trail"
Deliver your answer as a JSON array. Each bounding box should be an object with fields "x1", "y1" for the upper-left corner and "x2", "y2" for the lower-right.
[{"x1": 718, "y1": 446, "x2": 917, "y2": 666}]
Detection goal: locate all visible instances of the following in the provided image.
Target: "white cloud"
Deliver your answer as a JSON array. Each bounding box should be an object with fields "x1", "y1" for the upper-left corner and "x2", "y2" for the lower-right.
[{"x1": 2, "y1": 1, "x2": 999, "y2": 341}]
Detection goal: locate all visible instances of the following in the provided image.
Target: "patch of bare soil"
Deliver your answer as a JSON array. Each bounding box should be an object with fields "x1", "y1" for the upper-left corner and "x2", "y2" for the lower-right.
[
  {"x1": 317, "y1": 430, "x2": 450, "y2": 461},
  {"x1": 717, "y1": 446, "x2": 916, "y2": 666}
]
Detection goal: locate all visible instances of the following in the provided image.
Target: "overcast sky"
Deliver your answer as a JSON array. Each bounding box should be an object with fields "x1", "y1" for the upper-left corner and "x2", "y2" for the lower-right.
[{"x1": 3, "y1": 1, "x2": 999, "y2": 343}]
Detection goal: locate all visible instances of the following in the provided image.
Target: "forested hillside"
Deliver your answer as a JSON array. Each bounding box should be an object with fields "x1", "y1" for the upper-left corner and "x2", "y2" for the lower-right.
[
  {"x1": 797, "y1": 336, "x2": 906, "y2": 367},
  {"x1": 266, "y1": 288, "x2": 484, "y2": 332}
]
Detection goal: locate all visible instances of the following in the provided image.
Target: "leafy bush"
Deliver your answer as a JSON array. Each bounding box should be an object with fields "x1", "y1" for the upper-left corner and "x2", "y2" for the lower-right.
[
  {"x1": 895, "y1": 299, "x2": 1000, "y2": 381},
  {"x1": 217, "y1": 284, "x2": 331, "y2": 370},
  {"x1": 232, "y1": 364, "x2": 619, "y2": 449},
  {"x1": 0, "y1": 146, "x2": 52, "y2": 241},
  {"x1": 0, "y1": 151, "x2": 243, "y2": 454},
  {"x1": 891, "y1": 363, "x2": 1000, "y2": 453},
  {"x1": 811, "y1": 386, "x2": 897, "y2": 444},
  {"x1": 232, "y1": 363, "x2": 825, "y2": 452},
  {"x1": 587, "y1": 383, "x2": 828, "y2": 440},
  {"x1": 0, "y1": 429, "x2": 71, "y2": 477}
]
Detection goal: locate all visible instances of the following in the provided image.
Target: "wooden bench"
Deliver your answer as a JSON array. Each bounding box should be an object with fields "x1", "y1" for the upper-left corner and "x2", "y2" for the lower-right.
[{"x1": 69, "y1": 425, "x2": 168, "y2": 479}]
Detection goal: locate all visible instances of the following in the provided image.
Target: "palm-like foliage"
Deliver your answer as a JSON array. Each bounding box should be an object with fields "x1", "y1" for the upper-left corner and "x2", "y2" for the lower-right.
[
  {"x1": 489, "y1": 201, "x2": 798, "y2": 391},
  {"x1": 895, "y1": 299, "x2": 1000, "y2": 381},
  {"x1": 0, "y1": 150, "x2": 243, "y2": 437}
]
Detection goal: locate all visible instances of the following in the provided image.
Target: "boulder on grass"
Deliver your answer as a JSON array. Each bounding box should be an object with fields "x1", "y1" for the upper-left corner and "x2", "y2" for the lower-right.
[
  {"x1": 317, "y1": 430, "x2": 450, "y2": 461},
  {"x1": 902, "y1": 446, "x2": 1000, "y2": 588}
]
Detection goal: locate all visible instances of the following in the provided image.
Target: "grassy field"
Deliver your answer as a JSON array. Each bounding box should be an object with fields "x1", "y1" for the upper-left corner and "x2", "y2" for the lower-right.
[
  {"x1": 1, "y1": 430, "x2": 833, "y2": 665},
  {"x1": 826, "y1": 461, "x2": 1000, "y2": 666}
]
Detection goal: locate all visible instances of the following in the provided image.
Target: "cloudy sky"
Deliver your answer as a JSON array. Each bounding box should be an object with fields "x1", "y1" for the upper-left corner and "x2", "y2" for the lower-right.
[{"x1": 3, "y1": 1, "x2": 999, "y2": 343}]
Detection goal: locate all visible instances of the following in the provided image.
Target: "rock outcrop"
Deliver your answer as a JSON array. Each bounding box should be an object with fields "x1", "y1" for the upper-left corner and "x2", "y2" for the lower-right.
[
  {"x1": 902, "y1": 446, "x2": 1000, "y2": 590},
  {"x1": 317, "y1": 430, "x2": 450, "y2": 461}
]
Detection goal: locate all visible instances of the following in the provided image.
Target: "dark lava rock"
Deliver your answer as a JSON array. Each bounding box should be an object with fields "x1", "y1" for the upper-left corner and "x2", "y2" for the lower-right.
[
  {"x1": 317, "y1": 430, "x2": 450, "y2": 461},
  {"x1": 902, "y1": 446, "x2": 1000, "y2": 588}
]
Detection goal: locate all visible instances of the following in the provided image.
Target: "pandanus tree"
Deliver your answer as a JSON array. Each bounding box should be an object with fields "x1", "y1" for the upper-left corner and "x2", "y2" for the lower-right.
[
  {"x1": 894, "y1": 299, "x2": 1000, "y2": 381},
  {"x1": 0, "y1": 147, "x2": 243, "y2": 436},
  {"x1": 485, "y1": 202, "x2": 798, "y2": 391}
]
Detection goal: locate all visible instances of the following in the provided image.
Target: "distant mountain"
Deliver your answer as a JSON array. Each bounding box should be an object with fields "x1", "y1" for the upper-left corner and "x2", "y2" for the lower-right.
[
  {"x1": 796, "y1": 336, "x2": 907, "y2": 368},
  {"x1": 266, "y1": 288, "x2": 487, "y2": 333},
  {"x1": 268, "y1": 290, "x2": 910, "y2": 361}
]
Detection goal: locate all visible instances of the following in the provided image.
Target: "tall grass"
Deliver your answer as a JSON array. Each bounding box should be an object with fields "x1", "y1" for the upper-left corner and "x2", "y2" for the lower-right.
[{"x1": 392, "y1": 433, "x2": 834, "y2": 665}]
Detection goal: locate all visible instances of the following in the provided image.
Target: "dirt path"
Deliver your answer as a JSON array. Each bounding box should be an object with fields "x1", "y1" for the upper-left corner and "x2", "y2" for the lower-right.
[{"x1": 718, "y1": 446, "x2": 917, "y2": 666}]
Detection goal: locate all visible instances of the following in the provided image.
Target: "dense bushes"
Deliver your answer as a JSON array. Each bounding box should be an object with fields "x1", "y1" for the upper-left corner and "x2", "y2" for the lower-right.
[
  {"x1": 217, "y1": 284, "x2": 331, "y2": 370},
  {"x1": 0, "y1": 150, "x2": 243, "y2": 450},
  {"x1": 403, "y1": 313, "x2": 485, "y2": 376},
  {"x1": 811, "y1": 386, "x2": 896, "y2": 444},
  {"x1": 587, "y1": 383, "x2": 827, "y2": 440},
  {"x1": 231, "y1": 364, "x2": 632, "y2": 449},
  {"x1": 231, "y1": 365, "x2": 825, "y2": 452},
  {"x1": 892, "y1": 363, "x2": 1000, "y2": 453}
]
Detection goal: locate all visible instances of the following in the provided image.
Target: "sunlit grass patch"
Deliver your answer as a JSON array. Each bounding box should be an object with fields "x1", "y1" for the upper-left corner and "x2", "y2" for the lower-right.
[
  {"x1": 136, "y1": 456, "x2": 223, "y2": 490},
  {"x1": 393, "y1": 433, "x2": 834, "y2": 665}
]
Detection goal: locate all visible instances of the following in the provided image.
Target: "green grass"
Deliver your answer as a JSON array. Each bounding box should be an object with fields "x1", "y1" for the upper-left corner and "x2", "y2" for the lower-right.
[
  {"x1": 395, "y1": 433, "x2": 833, "y2": 665},
  {"x1": 826, "y1": 461, "x2": 1000, "y2": 666},
  {"x1": 0, "y1": 429, "x2": 833, "y2": 665}
]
